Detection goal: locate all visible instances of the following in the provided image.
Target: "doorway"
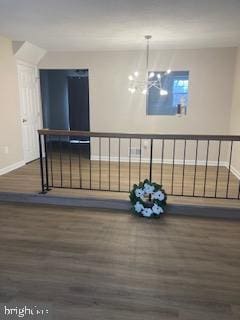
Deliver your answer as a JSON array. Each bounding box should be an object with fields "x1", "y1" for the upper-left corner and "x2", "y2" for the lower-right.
[
  {"x1": 40, "y1": 69, "x2": 90, "y2": 159},
  {"x1": 68, "y1": 76, "x2": 89, "y2": 132}
]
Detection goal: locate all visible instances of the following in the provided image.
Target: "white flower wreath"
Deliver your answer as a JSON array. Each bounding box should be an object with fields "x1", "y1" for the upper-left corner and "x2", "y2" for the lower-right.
[{"x1": 129, "y1": 179, "x2": 167, "y2": 218}]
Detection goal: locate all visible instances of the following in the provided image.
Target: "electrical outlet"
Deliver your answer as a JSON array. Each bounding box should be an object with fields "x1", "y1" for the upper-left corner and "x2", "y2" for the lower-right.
[{"x1": 129, "y1": 148, "x2": 141, "y2": 156}]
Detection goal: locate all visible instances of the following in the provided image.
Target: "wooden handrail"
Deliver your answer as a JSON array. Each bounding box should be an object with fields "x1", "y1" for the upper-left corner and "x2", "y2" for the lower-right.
[{"x1": 38, "y1": 129, "x2": 240, "y2": 141}]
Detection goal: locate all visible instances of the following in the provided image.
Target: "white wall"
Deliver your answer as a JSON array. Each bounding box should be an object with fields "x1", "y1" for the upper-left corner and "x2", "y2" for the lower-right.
[
  {"x1": 230, "y1": 47, "x2": 240, "y2": 135},
  {"x1": 229, "y1": 47, "x2": 240, "y2": 178},
  {"x1": 0, "y1": 36, "x2": 24, "y2": 172}
]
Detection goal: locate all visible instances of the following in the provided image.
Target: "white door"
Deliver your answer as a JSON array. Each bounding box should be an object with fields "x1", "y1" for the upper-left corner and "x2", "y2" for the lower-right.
[{"x1": 17, "y1": 62, "x2": 42, "y2": 163}]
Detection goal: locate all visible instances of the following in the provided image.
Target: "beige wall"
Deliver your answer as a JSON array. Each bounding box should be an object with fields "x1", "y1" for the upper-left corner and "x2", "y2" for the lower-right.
[
  {"x1": 40, "y1": 48, "x2": 236, "y2": 135},
  {"x1": 229, "y1": 47, "x2": 240, "y2": 177},
  {"x1": 0, "y1": 36, "x2": 23, "y2": 171},
  {"x1": 40, "y1": 48, "x2": 236, "y2": 162},
  {"x1": 0, "y1": 38, "x2": 238, "y2": 175},
  {"x1": 230, "y1": 47, "x2": 240, "y2": 135}
]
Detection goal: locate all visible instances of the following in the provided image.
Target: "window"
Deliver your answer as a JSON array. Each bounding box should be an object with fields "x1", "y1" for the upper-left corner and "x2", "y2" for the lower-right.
[{"x1": 147, "y1": 71, "x2": 189, "y2": 115}]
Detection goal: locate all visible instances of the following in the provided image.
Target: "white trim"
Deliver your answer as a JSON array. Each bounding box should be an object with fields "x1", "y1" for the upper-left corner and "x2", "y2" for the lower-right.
[
  {"x1": 229, "y1": 165, "x2": 240, "y2": 180},
  {"x1": 16, "y1": 59, "x2": 36, "y2": 68},
  {"x1": 91, "y1": 155, "x2": 228, "y2": 167},
  {"x1": 0, "y1": 161, "x2": 25, "y2": 176}
]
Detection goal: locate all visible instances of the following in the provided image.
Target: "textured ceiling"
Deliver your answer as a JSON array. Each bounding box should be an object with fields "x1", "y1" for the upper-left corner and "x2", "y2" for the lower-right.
[{"x1": 0, "y1": 0, "x2": 240, "y2": 51}]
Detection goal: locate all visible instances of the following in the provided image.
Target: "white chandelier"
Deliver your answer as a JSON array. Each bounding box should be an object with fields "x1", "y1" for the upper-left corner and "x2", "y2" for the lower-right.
[{"x1": 128, "y1": 35, "x2": 171, "y2": 95}]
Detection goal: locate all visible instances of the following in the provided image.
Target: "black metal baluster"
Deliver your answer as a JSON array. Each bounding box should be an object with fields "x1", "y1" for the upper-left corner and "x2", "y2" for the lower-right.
[
  {"x1": 214, "y1": 140, "x2": 221, "y2": 198},
  {"x1": 139, "y1": 138, "x2": 142, "y2": 183},
  {"x1": 49, "y1": 136, "x2": 53, "y2": 187},
  {"x1": 182, "y1": 140, "x2": 187, "y2": 196},
  {"x1": 109, "y1": 137, "x2": 111, "y2": 191},
  {"x1": 203, "y1": 140, "x2": 210, "y2": 197},
  {"x1": 38, "y1": 134, "x2": 45, "y2": 194},
  {"x1": 149, "y1": 139, "x2": 153, "y2": 201},
  {"x1": 171, "y1": 139, "x2": 176, "y2": 195},
  {"x1": 118, "y1": 138, "x2": 121, "y2": 191},
  {"x1": 193, "y1": 140, "x2": 199, "y2": 196},
  {"x1": 149, "y1": 139, "x2": 153, "y2": 183},
  {"x1": 226, "y1": 140, "x2": 233, "y2": 198},
  {"x1": 161, "y1": 139, "x2": 165, "y2": 185},
  {"x1": 89, "y1": 137, "x2": 92, "y2": 190},
  {"x1": 78, "y1": 142, "x2": 82, "y2": 189},
  {"x1": 44, "y1": 135, "x2": 50, "y2": 191},
  {"x1": 129, "y1": 138, "x2": 132, "y2": 192},
  {"x1": 99, "y1": 138, "x2": 101, "y2": 190},
  {"x1": 59, "y1": 136, "x2": 63, "y2": 188},
  {"x1": 69, "y1": 139, "x2": 72, "y2": 188}
]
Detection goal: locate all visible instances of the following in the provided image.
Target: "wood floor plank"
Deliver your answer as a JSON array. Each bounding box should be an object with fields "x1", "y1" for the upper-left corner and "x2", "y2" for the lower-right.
[{"x1": 0, "y1": 203, "x2": 240, "y2": 319}]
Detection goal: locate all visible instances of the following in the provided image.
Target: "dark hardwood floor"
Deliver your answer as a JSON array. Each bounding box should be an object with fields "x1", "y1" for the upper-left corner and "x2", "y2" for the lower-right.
[{"x1": 0, "y1": 203, "x2": 240, "y2": 319}]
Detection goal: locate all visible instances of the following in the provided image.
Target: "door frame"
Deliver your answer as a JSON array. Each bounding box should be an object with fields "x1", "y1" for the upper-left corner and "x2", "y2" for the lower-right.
[{"x1": 17, "y1": 60, "x2": 44, "y2": 164}]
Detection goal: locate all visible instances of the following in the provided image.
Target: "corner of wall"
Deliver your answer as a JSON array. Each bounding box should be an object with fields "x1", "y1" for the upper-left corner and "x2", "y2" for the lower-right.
[
  {"x1": 228, "y1": 47, "x2": 240, "y2": 176},
  {"x1": 0, "y1": 35, "x2": 24, "y2": 171}
]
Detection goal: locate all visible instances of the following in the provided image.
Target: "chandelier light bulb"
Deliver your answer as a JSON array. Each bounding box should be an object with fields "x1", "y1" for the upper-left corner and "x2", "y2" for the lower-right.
[
  {"x1": 128, "y1": 87, "x2": 136, "y2": 94},
  {"x1": 142, "y1": 89, "x2": 147, "y2": 95},
  {"x1": 157, "y1": 73, "x2": 161, "y2": 79},
  {"x1": 149, "y1": 72, "x2": 155, "y2": 79},
  {"x1": 160, "y1": 89, "x2": 168, "y2": 96},
  {"x1": 134, "y1": 71, "x2": 139, "y2": 77},
  {"x1": 166, "y1": 69, "x2": 171, "y2": 74},
  {"x1": 128, "y1": 75, "x2": 134, "y2": 81}
]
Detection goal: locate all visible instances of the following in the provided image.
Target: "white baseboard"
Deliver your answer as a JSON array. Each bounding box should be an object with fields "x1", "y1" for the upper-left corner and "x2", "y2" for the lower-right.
[
  {"x1": 229, "y1": 165, "x2": 240, "y2": 180},
  {"x1": 91, "y1": 155, "x2": 228, "y2": 167},
  {"x1": 0, "y1": 160, "x2": 25, "y2": 176},
  {"x1": 92, "y1": 155, "x2": 240, "y2": 180}
]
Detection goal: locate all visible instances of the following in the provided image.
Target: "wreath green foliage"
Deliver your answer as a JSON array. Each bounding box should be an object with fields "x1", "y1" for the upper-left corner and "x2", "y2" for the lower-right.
[{"x1": 129, "y1": 179, "x2": 167, "y2": 217}]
